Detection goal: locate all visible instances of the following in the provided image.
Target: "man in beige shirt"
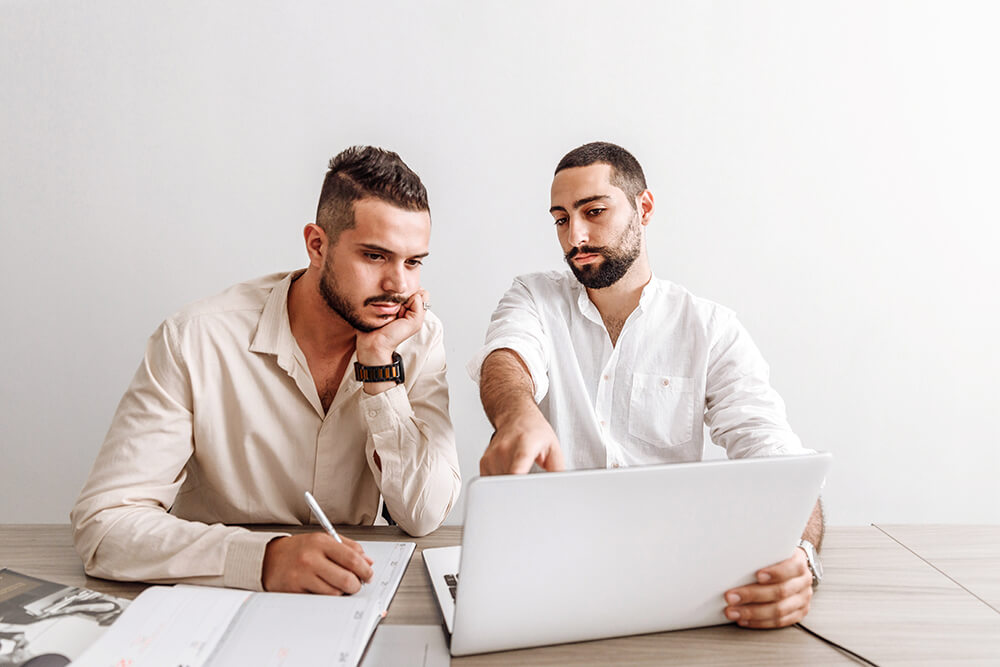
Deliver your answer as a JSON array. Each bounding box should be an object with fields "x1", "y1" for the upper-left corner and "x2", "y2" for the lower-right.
[{"x1": 71, "y1": 146, "x2": 461, "y2": 595}]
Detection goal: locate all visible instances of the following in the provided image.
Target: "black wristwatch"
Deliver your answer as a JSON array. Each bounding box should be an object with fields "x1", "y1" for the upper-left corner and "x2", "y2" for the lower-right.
[{"x1": 354, "y1": 352, "x2": 405, "y2": 384}]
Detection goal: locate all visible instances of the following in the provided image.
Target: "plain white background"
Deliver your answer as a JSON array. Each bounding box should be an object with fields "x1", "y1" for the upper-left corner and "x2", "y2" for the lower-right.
[{"x1": 2, "y1": 1, "x2": 997, "y2": 525}]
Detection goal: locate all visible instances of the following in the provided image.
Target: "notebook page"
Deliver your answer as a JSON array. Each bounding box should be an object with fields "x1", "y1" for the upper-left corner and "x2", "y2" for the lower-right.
[
  {"x1": 68, "y1": 541, "x2": 414, "y2": 667},
  {"x1": 71, "y1": 585, "x2": 250, "y2": 667},
  {"x1": 362, "y1": 541, "x2": 415, "y2": 613},
  {"x1": 209, "y1": 541, "x2": 415, "y2": 666}
]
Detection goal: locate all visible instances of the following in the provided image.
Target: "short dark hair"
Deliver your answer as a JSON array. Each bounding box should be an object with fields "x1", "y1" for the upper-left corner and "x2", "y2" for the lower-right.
[
  {"x1": 555, "y1": 142, "x2": 647, "y2": 208},
  {"x1": 315, "y1": 146, "x2": 429, "y2": 243}
]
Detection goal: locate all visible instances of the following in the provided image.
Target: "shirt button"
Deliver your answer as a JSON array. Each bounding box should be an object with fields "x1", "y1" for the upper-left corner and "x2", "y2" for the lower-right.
[
  {"x1": 600, "y1": 420, "x2": 606, "y2": 427},
  {"x1": 603, "y1": 374, "x2": 609, "y2": 381},
  {"x1": 663, "y1": 379, "x2": 670, "y2": 386},
  {"x1": 368, "y1": 410, "x2": 378, "y2": 418},
  {"x1": 612, "y1": 462, "x2": 621, "y2": 469}
]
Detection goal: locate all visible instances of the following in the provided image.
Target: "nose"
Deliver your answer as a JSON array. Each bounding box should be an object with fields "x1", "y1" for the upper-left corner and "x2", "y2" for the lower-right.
[
  {"x1": 567, "y1": 215, "x2": 590, "y2": 249},
  {"x1": 381, "y1": 261, "x2": 408, "y2": 295}
]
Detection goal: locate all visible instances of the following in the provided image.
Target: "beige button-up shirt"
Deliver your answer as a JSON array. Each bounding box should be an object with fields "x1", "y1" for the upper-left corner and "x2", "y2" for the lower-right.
[{"x1": 71, "y1": 271, "x2": 460, "y2": 591}]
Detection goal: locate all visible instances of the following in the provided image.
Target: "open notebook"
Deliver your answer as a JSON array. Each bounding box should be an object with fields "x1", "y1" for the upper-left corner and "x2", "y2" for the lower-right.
[{"x1": 72, "y1": 541, "x2": 414, "y2": 667}]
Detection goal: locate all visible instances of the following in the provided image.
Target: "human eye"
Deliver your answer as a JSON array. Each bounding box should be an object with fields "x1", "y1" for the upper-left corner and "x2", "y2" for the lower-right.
[
  {"x1": 553, "y1": 216, "x2": 568, "y2": 226},
  {"x1": 587, "y1": 207, "x2": 606, "y2": 217},
  {"x1": 364, "y1": 252, "x2": 384, "y2": 262},
  {"x1": 405, "y1": 258, "x2": 423, "y2": 268}
]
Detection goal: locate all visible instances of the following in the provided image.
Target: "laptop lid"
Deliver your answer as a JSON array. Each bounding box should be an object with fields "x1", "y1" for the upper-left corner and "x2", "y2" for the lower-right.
[{"x1": 445, "y1": 453, "x2": 831, "y2": 656}]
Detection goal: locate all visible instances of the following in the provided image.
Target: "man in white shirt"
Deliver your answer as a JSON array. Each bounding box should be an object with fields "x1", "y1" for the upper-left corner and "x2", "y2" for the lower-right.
[
  {"x1": 470, "y1": 141, "x2": 823, "y2": 629},
  {"x1": 72, "y1": 146, "x2": 460, "y2": 595}
]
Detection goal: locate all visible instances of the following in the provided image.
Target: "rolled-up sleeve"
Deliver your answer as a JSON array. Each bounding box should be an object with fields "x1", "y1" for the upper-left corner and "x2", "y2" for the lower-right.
[
  {"x1": 703, "y1": 312, "x2": 813, "y2": 459},
  {"x1": 362, "y1": 319, "x2": 461, "y2": 537},
  {"x1": 467, "y1": 277, "x2": 552, "y2": 403},
  {"x1": 70, "y1": 320, "x2": 285, "y2": 591}
]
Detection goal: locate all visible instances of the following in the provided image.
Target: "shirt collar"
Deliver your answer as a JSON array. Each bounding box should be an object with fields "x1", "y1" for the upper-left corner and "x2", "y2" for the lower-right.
[
  {"x1": 573, "y1": 271, "x2": 662, "y2": 324},
  {"x1": 249, "y1": 269, "x2": 305, "y2": 368},
  {"x1": 573, "y1": 278, "x2": 604, "y2": 326},
  {"x1": 637, "y1": 272, "x2": 662, "y2": 310}
]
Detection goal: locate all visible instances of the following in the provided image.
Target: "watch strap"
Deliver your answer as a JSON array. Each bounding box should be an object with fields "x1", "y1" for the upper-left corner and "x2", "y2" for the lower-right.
[
  {"x1": 354, "y1": 352, "x2": 405, "y2": 384},
  {"x1": 798, "y1": 539, "x2": 822, "y2": 587}
]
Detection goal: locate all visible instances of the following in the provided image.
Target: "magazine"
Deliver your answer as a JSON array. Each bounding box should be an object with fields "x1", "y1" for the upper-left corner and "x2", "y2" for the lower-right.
[{"x1": 0, "y1": 569, "x2": 128, "y2": 667}]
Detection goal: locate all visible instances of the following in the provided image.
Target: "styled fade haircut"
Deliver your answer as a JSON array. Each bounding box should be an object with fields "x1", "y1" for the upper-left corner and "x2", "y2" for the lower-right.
[
  {"x1": 315, "y1": 146, "x2": 429, "y2": 243},
  {"x1": 555, "y1": 141, "x2": 647, "y2": 210}
]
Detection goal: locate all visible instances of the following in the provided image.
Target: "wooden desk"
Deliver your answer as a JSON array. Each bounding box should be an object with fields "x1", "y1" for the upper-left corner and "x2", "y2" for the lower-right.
[
  {"x1": 876, "y1": 524, "x2": 1000, "y2": 612},
  {"x1": 3, "y1": 525, "x2": 998, "y2": 665},
  {"x1": 804, "y1": 525, "x2": 1000, "y2": 665}
]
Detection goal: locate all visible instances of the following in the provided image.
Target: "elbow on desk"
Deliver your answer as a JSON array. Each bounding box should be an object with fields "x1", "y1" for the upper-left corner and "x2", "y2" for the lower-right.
[
  {"x1": 394, "y1": 500, "x2": 454, "y2": 538},
  {"x1": 392, "y1": 470, "x2": 461, "y2": 538},
  {"x1": 69, "y1": 501, "x2": 143, "y2": 582}
]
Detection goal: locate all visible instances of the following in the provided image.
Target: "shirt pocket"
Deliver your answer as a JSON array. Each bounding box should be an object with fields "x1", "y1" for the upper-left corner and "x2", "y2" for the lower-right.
[{"x1": 628, "y1": 374, "x2": 695, "y2": 447}]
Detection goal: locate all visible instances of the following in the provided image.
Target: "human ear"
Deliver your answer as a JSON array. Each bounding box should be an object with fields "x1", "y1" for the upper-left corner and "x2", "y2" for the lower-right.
[
  {"x1": 303, "y1": 223, "x2": 328, "y2": 267},
  {"x1": 638, "y1": 190, "x2": 655, "y2": 226}
]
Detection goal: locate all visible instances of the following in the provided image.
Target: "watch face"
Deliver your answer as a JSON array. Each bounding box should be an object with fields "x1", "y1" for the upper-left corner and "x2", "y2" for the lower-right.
[{"x1": 799, "y1": 540, "x2": 822, "y2": 585}]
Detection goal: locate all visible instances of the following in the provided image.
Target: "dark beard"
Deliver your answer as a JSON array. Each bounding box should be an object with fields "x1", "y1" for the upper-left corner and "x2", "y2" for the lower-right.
[
  {"x1": 318, "y1": 262, "x2": 405, "y2": 333},
  {"x1": 564, "y1": 217, "x2": 642, "y2": 289},
  {"x1": 319, "y1": 269, "x2": 377, "y2": 332}
]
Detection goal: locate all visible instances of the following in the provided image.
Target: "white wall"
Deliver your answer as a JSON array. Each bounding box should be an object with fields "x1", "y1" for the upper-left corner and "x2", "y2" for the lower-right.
[{"x1": 2, "y1": 1, "x2": 997, "y2": 525}]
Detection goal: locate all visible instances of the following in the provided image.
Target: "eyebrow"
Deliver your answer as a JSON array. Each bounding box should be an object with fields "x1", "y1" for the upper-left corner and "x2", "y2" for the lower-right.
[
  {"x1": 358, "y1": 243, "x2": 430, "y2": 260},
  {"x1": 549, "y1": 194, "x2": 610, "y2": 214}
]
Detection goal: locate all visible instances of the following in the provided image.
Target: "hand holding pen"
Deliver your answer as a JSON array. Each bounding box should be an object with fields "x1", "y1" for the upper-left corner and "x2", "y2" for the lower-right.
[{"x1": 259, "y1": 492, "x2": 374, "y2": 595}]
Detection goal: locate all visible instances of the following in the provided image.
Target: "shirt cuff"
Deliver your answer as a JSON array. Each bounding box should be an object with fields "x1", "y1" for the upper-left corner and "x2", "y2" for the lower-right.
[
  {"x1": 359, "y1": 384, "x2": 414, "y2": 434},
  {"x1": 223, "y1": 530, "x2": 289, "y2": 591}
]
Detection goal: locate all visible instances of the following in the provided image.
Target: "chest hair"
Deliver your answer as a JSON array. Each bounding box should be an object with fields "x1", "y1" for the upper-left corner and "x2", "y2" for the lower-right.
[{"x1": 603, "y1": 315, "x2": 627, "y2": 346}]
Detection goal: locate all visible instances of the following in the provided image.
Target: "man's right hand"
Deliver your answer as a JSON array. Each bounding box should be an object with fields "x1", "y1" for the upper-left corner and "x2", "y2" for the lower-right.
[
  {"x1": 262, "y1": 534, "x2": 374, "y2": 595},
  {"x1": 480, "y1": 408, "x2": 566, "y2": 475}
]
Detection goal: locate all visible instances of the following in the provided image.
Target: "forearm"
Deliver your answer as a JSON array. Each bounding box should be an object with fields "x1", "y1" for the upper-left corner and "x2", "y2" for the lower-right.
[
  {"x1": 71, "y1": 499, "x2": 285, "y2": 589},
  {"x1": 801, "y1": 499, "x2": 825, "y2": 550},
  {"x1": 480, "y1": 349, "x2": 538, "y2": 428},
  {"x1": 363, "y1": 385, "x2": 461, "y2": 537}
]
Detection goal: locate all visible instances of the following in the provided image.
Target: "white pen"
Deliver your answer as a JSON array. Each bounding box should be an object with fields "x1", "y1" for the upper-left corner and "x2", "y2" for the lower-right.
[{"x1": 304, "y1": 490, "x2": 343, "y2": 543}]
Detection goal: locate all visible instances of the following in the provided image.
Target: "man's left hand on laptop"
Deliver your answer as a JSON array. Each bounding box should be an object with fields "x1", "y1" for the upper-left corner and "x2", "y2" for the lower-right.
[{"x1": 722, "y1": 548, "x2": 813, "y2": 628}]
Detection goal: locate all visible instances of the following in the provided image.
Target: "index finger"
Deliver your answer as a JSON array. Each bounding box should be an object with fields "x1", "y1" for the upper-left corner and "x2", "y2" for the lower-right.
[
  {"x1": 401, "y1": 289, "x2": 428, "y2": 321},
  {"x1": 509, "y1": 444, "x2": 543, "y2": 474},
  {"x1": 539, "y1": 440, "x2": 565, "y2": 472},
  {"x1": 755, "y1": 550, "x2": 808, "y2": 584},
  {"x1": 341, "y1": 536, "x2": 374, "y2": 565},
  {"x1": 323, "y1": 541, "x2": 375, "y2": 582}
]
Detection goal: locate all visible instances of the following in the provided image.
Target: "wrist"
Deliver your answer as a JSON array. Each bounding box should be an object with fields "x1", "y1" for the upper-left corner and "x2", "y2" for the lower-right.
[
  {"x1": 492, "y1": 398, "x2": 541, "y2": 432},
  {"x1": 355, "y1": 345, "x2": 395, "y2": 367},
  {"x1": 261, "y1": 536, "x2": 289, "y2": 591},
  {"x1": 355, "y1": 352, "x2": 405, "y2": 388},
  {"x1": 798, "y1": 539, "x2": 823, "y2": 587}
]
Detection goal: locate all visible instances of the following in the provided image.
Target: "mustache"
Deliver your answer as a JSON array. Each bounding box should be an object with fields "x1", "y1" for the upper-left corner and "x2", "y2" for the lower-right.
[
  {"x1": 364, "y1": 293, "x2": 407, "y2": 306},
  {"x1": 565, "y1": 245, "x2": 607, "y2": 261}
]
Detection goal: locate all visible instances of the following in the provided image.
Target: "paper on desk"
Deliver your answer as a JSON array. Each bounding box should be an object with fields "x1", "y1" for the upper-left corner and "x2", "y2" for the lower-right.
[
  {"x1": 361, "y1": 625, "x2": 450, "y2": 667},
  {"x1": 69, "y1": 585, "x2": 250, "y2": 667},
  {"x1": 71, "y1": 541, "x2": 414, "y2": 667}
]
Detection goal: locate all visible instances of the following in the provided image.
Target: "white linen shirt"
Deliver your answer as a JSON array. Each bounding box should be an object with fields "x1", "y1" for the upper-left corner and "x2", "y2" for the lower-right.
[
  {"x1": 72, "y1": 271, "x2": 460, "y2": 591},
  {"x1": 469, "y1": 271, "x2": 810, "y2": 470}
]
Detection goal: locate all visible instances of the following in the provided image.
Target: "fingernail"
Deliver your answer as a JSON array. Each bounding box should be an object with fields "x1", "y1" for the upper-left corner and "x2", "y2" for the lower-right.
[
  {"x1": 758, "y1": 572, "x2": 771, "y2": 583},
  {"x1": 726, "y1": 593, "x2": 740, "y2": 604},
  {"x1": 726, "y1": 609, "x2": 740, "y2": 621}
]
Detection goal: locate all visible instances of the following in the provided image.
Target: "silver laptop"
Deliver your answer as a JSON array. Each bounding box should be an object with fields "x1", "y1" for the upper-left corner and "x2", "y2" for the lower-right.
[{"x1": 423, "y1": 452, "x2": 831, "y2": 656}]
